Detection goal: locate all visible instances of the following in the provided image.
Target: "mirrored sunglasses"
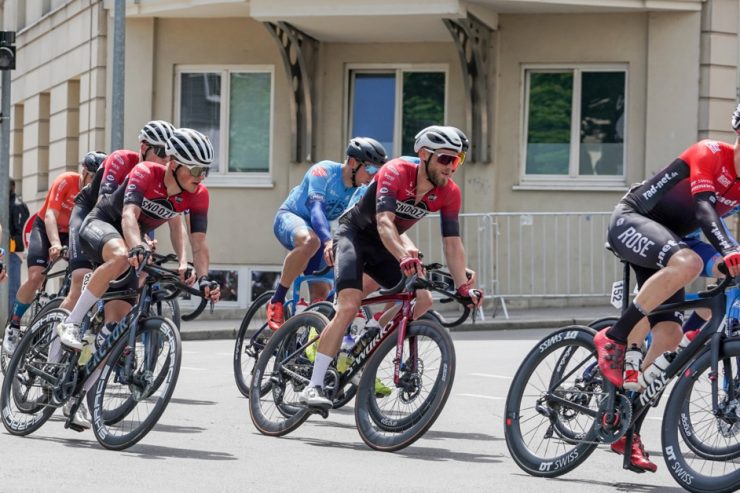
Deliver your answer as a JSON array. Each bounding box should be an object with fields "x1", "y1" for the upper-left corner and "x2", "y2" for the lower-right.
[
  {"x1": 363, "y1": 163, "x2": 380, "y2": 175},
  {"x1": 181, "y1": 163, "x2": 210, "y2": 177},
  {"x1": 433, "y1": 152, "x2": 462, "y2": 168}
]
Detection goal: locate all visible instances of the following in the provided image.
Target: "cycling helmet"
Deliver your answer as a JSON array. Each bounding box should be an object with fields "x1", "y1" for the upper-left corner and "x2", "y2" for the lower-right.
[
  {"x1": 454, "y1": 128, "x2": 470, "y2": 153},
  {"x1": 81, "y1": 151, "x2": 107, "y2": 173},
  {"x1": 413, "y1": 126, "x2": 465, "y2": 153},
  {"x1": 346, "y1": 137, "x2": 388, "y2": 166},
  {"x1": 165, "y1": 128, "x2": 214, "y2": 166},
  {"x1": 138, "y1": 120, "x2": 175, "y2": 146}
]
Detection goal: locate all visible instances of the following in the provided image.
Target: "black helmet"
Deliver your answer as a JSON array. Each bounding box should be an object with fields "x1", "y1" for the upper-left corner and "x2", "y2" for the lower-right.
[
  {"x1": 81, "y1": 151, "x2": 107, "y2": 173},
  {"x1": 454, "y1": 128, "x2": 470, "y2": 153},
  {"x1": 346, "y1": 137, "x2": 388, "y2": 166}
]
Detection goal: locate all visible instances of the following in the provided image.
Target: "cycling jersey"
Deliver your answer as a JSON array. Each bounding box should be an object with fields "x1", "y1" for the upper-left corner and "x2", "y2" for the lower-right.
[
  {"x1": 340, "y1": 157, "x2": 461, "y2": 237},
  {"x1": 91, "y1": 161, "x2": 209, "y2": 235},
  {"x1": 37, "y1": 172, "x2": 82, "y2": 233},
  {"x1": 75, "y1": 150, "x2": 140, "y2": 209},
  {"x1": 280, "y1": 161, "x2": 357, "y2": 223},
  {"x1": 621, "y1": 140, "x2": 740, "y2": 255}
]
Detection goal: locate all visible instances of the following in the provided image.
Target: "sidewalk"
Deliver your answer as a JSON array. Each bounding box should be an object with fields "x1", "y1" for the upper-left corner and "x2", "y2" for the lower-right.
[{"x1": 178, "y1": 304, "x2": 620, "y2": 341}]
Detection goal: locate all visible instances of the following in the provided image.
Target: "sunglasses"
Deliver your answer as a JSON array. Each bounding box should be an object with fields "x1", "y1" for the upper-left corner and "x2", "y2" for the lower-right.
[
  {"x1": 179, "y1": 163, "x2": 210, "y2": 178},
  {"x1": 432, "y1": 151, "x2": 462, "y2": 168},
  {"x1": 363, "y1": 163, "x2": 380, "y2": 175},
  {"x1": 148, "y1": 146, "x2": 168, "y2": 159}
]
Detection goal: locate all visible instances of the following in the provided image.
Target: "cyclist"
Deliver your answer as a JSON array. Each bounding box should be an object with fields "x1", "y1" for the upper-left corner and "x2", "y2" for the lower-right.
[
  {"x1": 2, "y1": 154, "x2": 98, "y2": 356},
  {"x1": 298, "y1": 125, "x2": 482, "y2": 409},
  {"x1": 266, "y1": 137, "x2": 388, "y2": 330},
  {"x1": 60, "y1": 121, "x2": 189, "y2": 323},
  {"x1": 56, "y1": 128, "x2": 221, "y2": 354},
  {"x1": 596, "y1": 104, "x2": 740, "y2": 472}
]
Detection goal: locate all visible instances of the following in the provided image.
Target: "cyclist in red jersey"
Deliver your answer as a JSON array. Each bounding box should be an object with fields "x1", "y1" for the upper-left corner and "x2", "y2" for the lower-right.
[
  {"x1": 594, "y1": 104, "x2": 740, "y2": 472},
  {"x1": 2, "y1": 158, "x2": 96, "y2": 357},
  {"x1": 298, "y1": 126, "x2": 483, "y2": 409},
  {"x1": 56, "y1": 128, "x2": 221, "y2": 355}
]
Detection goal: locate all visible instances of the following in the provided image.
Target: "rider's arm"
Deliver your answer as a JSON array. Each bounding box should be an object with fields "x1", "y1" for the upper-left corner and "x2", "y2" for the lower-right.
[
  {"x1": 121, "y1": 203, "x2": 145, "y2": 249},
  {"x1": 190, "y1": 232, "x2": 210, "y2": 278},
  {"x1": 442, "y1": 236, "x2": 468, "y2": 288},
  {"x1": 43, "y1": 207, "x2": 62, "y2": 248},
  {"x1": 308, "y1": 200, "x2": 331, "y2": 243},
  {"x1": 168, "y1": 215, "x2": 188, "y2": 264},
  {"x1": 376, "y1": 211, "x2": 412, "y2": 260},
  {"x1": 694, "y1": 191, "x2": 738, "y2": 256}
]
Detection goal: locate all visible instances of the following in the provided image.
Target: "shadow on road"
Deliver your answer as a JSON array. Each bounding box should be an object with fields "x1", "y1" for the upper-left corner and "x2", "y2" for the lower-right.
[
  {"x1": 422, "y1": 429, "x2": 502, "y2": 442},
  {"x1": 168, "y1": 397, "x2": 217, "y2": 406},
  {"x1": 511, "y1": 473, "x2": 684, "y2": 492},
  {"x1": 151, "y1": 423, "x2": 207, "y2": 434}
]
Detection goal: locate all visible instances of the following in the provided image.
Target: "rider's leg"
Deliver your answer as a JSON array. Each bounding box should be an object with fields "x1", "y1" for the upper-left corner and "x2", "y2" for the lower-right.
[
  {"x1": 59, "y1": 268, "x2": 91, "y2": 311},
  {"x1": 308, "y1": 281, "x2": 332, "y2": 302},
  {"x1": 274, "y1": 228, "x2": 320, "y2": 302},
  {"x1": 10, "y1": 265, "x2": 45, "y2": 323},
  {"x1": 642, "y1": 320, "x2": 682, "y2": 370}
]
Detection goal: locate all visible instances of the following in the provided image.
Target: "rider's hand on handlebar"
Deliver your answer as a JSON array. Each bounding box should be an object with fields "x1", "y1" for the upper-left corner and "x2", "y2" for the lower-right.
[
  {"x1": 179, "y1": 262, "x2": 196, "y2": 286},
  {"x1": 199, "y1": 276, "x2": 221, "y2": 303},
  {"x1": 127, "y1": 244, "x2": 150, "y2": 269},
  {"x1": 400, "y1": 255, "x2": 423, "y2": 277},
  {"x1": 323, "y1": 240, "x2": 334, "y2": 267},
  {"x1": 48, "y1": 242, "x2": 63, "y2": 262},
  {"x1": 457, "y1": 281, "x2": 484, "y2": 308},
  {"x1": 723, "y1": 251, "x2": 740, "y2": 277}
]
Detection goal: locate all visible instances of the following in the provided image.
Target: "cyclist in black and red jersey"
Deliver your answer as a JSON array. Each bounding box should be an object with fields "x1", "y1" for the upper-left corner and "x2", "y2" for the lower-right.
[
  {"x1": 298, "y1": 125, "x2": 483, "y2": 409},
  {"x1": 595, "y1": 103, "x2": 740, "y2": 472},
  {"x1": 56, "y1": 128, "x2": 221, "y2": 353}
]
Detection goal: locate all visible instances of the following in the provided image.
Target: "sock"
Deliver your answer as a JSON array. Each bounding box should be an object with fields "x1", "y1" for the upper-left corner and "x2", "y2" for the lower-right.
[
  {"x1": 271, "y1": 284, "x2": 289, "y2": 304},
  {"x1": 66, "y1": 288, "x2": 100, "y2": 325},
  {"x1": 682, "y1": 312, "x2": 706, "y2": 333},
  {"x1": 309, "y1": 352, "x2": 333, "y2": 388},
  {"x1": 10, "y1": 301, "x2": 30, "y2": 326},
  {"x1": 606, "y1": 302, "x2": 646, "y2": 344}
]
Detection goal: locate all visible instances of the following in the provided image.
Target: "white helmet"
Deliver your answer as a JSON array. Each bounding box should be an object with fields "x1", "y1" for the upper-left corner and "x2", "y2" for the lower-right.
[
  {"x1": 413, "y1": 125, "x2": 465, "y2": 153},
  {"x1": 138, "y1": 120, "x2": 175, "y2": 146},
  {"x1": 165, "y1": 128, "x2": 214, "y2": 166}
]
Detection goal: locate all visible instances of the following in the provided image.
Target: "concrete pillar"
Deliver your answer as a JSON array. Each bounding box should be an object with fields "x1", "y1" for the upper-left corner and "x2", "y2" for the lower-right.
[{"x1": 49, "y1": 80, "x2": 80, "y2": 173}]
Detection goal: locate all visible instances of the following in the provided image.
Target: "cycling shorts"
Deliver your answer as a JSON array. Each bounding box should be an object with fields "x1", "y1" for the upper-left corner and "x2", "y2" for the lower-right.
[
  {"x1": 683, "y1": 236, "x2": 722, "y2": 278},
  {"x1": 79, "y1": 216, "x2": 123, "y2": 265},
  {"x1": 27, "y1": 216, "x2": 69, "y2": 269},
  {"x1": 68, "y1": 204, "x2": 92, "y2": 272},
  {"x1": 273, "y1": 209, "x2": 312, "y2": 250},
  {"x1": 607, "y1": 203, "x2": 687, "y2": 270},
  {"x1": 332, "y1": 222, "x2": 402, "y2": 292}
]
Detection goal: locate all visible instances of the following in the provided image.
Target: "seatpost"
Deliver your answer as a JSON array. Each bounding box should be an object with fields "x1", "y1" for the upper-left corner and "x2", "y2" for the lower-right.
[{"x1": 622, "y1": 261, "x2": 630, "y2": 314}]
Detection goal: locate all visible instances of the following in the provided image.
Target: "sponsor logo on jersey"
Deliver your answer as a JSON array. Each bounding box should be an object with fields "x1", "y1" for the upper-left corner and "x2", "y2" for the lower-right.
[
  {"x1": 395, "y1": 199, "x2": 429, "y2": 220},
  {"x1": 428, "y1": 193, "x2": 437, "y2": 202},
  {"x1": 141, "y1": 198, "x2": 179, "y2": 220},
  {"x1": 616, "y1": 226, "x2": 655, "y2": 258},
  {"x1": 641, "y1": 171, "x2": 680, "y2": 201},
  {"x1": 127, "y1": 184, "x2": 136, "y2": 190},
  {"x1": 311, "y1": 166, "x2": 328, "y2": 177},
  {"x1": 718, "y1": 172, "x2": 732, "y2": 187},
  {"x1": 380, "y1": 187, "x2": 389, "y2": 194},
  {"x1": 106, "y1": 174, "x2": 115, "y2": 181},
  {"x1": 705, "y1": 141, "x2": 721, "y2": 154}
]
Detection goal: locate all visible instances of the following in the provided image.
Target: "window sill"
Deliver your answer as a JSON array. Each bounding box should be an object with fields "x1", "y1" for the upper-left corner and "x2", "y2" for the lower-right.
[
  {"x1": 204, "y1": 174, "x2": 274, "y2": 188},
  {"x1": 513, "y1": 181, "x2": 628, "y2": 192}
]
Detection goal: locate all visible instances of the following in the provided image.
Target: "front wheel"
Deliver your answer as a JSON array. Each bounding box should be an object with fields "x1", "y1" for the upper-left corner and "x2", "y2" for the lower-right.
[
  {"x1": 354, "y1": 319, "x2": 456, "y2": 451},
  {"x1": 234, "y1": 291, "x2": 275, "y2": 398},
  {"x1": 504, "y1": 325, "x2": 601, "y2": 478},
  {"x1": 662, "y1": 340, "x2": 740, "y2": 492},
  {"x1": 91, "y1": 316, "x2": 181, "y2": 450}
]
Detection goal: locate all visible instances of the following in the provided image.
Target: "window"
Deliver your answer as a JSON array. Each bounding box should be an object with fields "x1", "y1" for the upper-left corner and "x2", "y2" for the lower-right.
[
  {"x1": 521, "y1": 66, "x2": 626, "y2": 189},
  {"x1": 348, "y1": 67, "x2": 446, "y2": 157},
  {"x1": 176, "y1": 66, "x2": 274, "y2": 187}
]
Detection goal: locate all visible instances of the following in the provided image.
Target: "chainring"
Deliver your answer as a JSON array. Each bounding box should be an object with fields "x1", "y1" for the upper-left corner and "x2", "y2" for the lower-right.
[{"x1": 595, "y1": 393, "x2": 632, "y2": 444}]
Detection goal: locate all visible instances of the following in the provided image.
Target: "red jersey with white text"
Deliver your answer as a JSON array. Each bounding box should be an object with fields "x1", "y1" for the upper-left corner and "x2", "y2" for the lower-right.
[
  {"x1": 92, "y1": 161, "x2": 209, "y2": 234},
  {"x1": 75, "y1": 149, "x2": 141, "y2": 210},
  {"x1": 340, "y1": 158, "x2": 461, "y2": 237},
  {"x1": 38, "y1": 172, "x2": 81, "y2": 233}
]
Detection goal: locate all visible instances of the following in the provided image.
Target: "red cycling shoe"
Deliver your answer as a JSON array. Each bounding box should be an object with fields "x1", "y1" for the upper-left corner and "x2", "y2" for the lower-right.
[
  {"x1": 594, "y1": 328, "x2": 626, "y2": 387},
  {"x1": 610, "y1": 433, "x2": 658, "y2": 473},
  {"x1": 267, "y1": 301, "x2": 285, "y2": 331}
]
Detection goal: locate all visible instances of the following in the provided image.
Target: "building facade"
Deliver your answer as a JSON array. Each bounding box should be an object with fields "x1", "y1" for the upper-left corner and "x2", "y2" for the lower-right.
[{"x1": 1, "y1": 0, "x2": 737, "y2": 310}]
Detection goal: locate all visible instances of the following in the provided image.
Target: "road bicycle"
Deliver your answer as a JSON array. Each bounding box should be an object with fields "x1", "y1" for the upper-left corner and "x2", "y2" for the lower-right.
[
  {"x1": 504, "y1": 265, "x2": 740, "y2": 492},
  {"x1": 0, "y1": 251, "x2": 208, "y2": 450},
  {"x1": 248, "y1": 269, "x2": 467, "y2": 452},
  {"x1": 1, "y1": 249, "x2": 71, "y2": 374}
]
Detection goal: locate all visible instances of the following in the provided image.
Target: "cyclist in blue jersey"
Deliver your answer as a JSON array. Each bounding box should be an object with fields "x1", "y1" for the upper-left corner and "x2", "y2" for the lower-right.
[{"x1": 267, "y1": 137, "x2": 388, "y2": 330}]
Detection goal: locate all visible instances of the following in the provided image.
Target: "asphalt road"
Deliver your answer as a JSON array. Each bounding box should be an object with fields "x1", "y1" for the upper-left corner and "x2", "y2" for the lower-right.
[{"x1": 0, "y1": 328, "x2": 687, "y2": 492}]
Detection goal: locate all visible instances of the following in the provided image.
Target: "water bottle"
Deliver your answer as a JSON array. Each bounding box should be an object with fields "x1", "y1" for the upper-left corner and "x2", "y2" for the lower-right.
[
  {"x1": 352, "y1": 324, "x2": 380, "y2": 359},
  {"x1": 336, "y1": 334, "x2": 355, "y2": 373},
  {"x1": 78, "y1": 332, "x2": 96, "y2": 366},
  {"x1": 350, "y1": 311, "x2": 367, "y2": 339},
  {"x1": 638, "y1": 351, "x2": 675, "y2": 388},
  {"x1": 295, "y1": 298, "x2": 309, "y2": 314},
  {"x1": 622, "y1": 345, "x2": 643, "y2": 392},
  {"x1": 95, "y1": 323, "x2": 113, "y2": 352},
  {"x1": 677, "y1": 329, "x2": 700, "y2": 353}
]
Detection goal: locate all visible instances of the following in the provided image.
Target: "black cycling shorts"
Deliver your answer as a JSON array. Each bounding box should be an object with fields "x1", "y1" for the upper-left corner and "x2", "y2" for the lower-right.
[
  {"x1": 27, "y1": 216, "x2": 69, "y2": 269},
  {"x1": 80, "y1": 216, "x2": 123, "y2": 265},
  {"x1": 68, "y1": 204, "x2": 92, "y2": 271},
  {"x1": 607, "y1": 203, "x2": 687, "y2": 270},
  {"x1": 333, "y1": 223, "x2": 402, "y2": 292}
]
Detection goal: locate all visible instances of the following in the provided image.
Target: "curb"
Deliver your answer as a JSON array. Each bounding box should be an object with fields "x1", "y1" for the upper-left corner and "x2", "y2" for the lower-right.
[{"x1": 178, "y1": 316, "x2": 602, "y2": 341}]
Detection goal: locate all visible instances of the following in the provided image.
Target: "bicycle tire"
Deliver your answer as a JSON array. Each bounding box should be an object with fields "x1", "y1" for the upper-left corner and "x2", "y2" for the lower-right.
[
  {"x1": 662, "y1": 340, "x2": 740, "y2": 492},
  {"x1": 0, "y1": 309, "x2": 68, "y2": 436},
  {"x1": 2, "y1": 297, "x2": 64, "y2": 375},
  {"x1": 504, "y1": 325, "x2": 601, "y2": 478},
  {"x1": 91, "y1": 316, "x2": 181, "y2": 450},
  {"x1": 587, "y1": 317, "x2": 618, "y2": 332},
  {"x1": 234, "y1": 291, "x2": 275, "y2": 398},
  {"x1": 153, "y1": 298, "x2": 181, "y2": 329},
  {"x1": 354, "y1": 319, "x2": 456, "y2": 451},
  {"x1": 249, "y1": 311, "x2": 329, "y2": 437}
]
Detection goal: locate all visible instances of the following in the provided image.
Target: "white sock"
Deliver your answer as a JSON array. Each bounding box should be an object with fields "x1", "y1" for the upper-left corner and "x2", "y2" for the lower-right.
[
  {"x1": 66, "y1": 288, "x2": 100, "y2": 325},
  {"x1": 309, "y1": 352, "x2": 333, "y2": 388}
]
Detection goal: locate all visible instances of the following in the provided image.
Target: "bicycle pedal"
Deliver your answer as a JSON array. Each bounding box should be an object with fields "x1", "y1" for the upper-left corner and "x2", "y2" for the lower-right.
[
  {"x1": 624, "y1": 464, "x2": 647, "y2": 474},
  {"x1": 307, "y1": 405, "x2": 330, "y2": 419},
  {"x1": 65, "y1": 421, "x2": 85, "y2": 433}
]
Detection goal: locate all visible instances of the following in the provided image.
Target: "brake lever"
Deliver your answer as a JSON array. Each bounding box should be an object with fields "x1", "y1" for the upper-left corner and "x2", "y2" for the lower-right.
[{"x1": 208, "y1": 281, "x2": 219, "y2": 314}]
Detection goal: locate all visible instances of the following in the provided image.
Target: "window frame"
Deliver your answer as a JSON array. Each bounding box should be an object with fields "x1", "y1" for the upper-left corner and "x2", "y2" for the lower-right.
[
  {"x1": 518, "y1": 63, "x2": 629, "y2": 191},
  {"x1": 345, "y1": 63, "x2": 449, "y2": 158},
  {"x1": 174, "y1": 65, "x2": 275, "y2": 188}
]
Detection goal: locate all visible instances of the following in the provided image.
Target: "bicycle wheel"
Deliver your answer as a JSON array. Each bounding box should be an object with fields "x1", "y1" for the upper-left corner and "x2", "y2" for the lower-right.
[
  {"x1": 91, "y1": 316, "x2": 181, "y2": 450},
  {"x1": 152, "y1": 298, "x2": 181, "y2": 329},
  {"x1": 2, "y1": 297, "x2": 63, "y2": 375},
  {"x1": 234, "y1": 291, "x2": 274, "y2": 398},
  {"x1": 249, "y1": 311, "x2": 329, "y2": 436},
  {"x1": 587, "y1": 317, "x2": 617, "y2": 332},
  {"x1": 662, "y1": 340, "x2": 740, "y2": 492},
  {"x1": 354, "y1": 319, "x2": 456, "y2": 451},
  {"x1": 0, "y1": 309, "x2": 69, "y2": 435},
  {"x1": 504, "y1": 325, "x2": 601, "y2": 478}
]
